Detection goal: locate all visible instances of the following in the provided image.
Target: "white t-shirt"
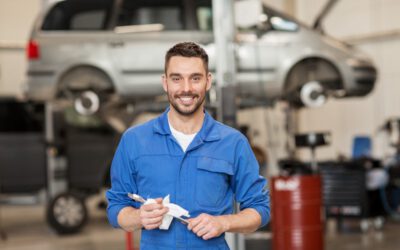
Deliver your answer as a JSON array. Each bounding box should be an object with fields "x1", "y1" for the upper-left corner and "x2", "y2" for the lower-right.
[{"x1": 169, "y1": 122, "x2": 197, "y2": 152}]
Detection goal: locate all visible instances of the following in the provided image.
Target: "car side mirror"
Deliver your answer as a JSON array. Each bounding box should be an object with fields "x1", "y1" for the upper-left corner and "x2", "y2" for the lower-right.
[{"x1": 234, "y1": 0, "x2": 263, "y2": 29}]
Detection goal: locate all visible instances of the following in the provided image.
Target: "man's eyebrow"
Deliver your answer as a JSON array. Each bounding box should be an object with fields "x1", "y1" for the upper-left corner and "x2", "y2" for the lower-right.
[
  {"x1": 168, "y1": 73, "x2": 182, "y2": 77},
  {"x1": 190, "y1": 73, "x2": 204, "y2": 77},
  {"x1": 168, "y1": 73, "x2": 204, "y2": 77}
]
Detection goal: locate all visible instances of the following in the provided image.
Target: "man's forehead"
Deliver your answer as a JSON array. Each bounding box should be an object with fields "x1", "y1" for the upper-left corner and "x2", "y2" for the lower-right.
[
  {"x1": 166, "y1": 56, "x2": 207, "y2": 75},
  {"x1": 168, "y1": 56, "x2": 204, "y2": 64},
  {"x1": 168, "y1": 72, "x2": 204, "y2": 76}
]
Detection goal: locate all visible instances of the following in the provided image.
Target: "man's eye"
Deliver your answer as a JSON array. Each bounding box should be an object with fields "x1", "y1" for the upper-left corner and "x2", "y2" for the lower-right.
[
  {"x1": 172, "y1": 77, "x2": 181, "y2": 81},
  {"x1": 192, "y1": 77, "x2": 201, "y2": 81}
]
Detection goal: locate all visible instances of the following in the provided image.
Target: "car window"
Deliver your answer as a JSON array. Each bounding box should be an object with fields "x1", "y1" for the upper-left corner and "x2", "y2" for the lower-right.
[
  {"x1": 196, "y1": 7, "x2": 212, "y2": 31},
  {"x1": 116, "y1": 0, "x2": 214, "y2": 32},
  {"x1": 117, "y1": 0, "x2": 184, "y2": 31},
  {"x1": 269, "y1": 15, "x2": 298, "y2": 32},
  {"x1": 71, "y1": 10, "x2": 106, "y2": 30},
  {"x1": 236, "y1": 5, "x2": 299, "y2": 33},
  {"x1": 262, "y1": 6, "x2": 299, "y2": 32},
  {"x1": 196, "y1": 0, "x2": 212, "y2": 31},
  {"x1": 42, "y1": 0, "x2": 114, "y2": 31}
]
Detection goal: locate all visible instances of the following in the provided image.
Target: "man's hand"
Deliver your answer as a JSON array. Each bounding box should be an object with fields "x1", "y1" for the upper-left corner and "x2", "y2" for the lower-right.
[
  {"x1": 139, "y1": 198, "x2": 169, "y2": 230},
  {"x1": 187, "y1": 213, "x2": 229, "y2": 240}
]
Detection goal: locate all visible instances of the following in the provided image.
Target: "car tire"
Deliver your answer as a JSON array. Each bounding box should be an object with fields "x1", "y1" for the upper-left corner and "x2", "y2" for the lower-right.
[
  {"x1": 58, "y1": 67, "x2": 113, "y2": 115},
  {"x1": 284, "y1": 58, "x2": 341, "y2": 107},
  {"x1": 46, "y1": 192, "x2": 88, "y2": 235}
]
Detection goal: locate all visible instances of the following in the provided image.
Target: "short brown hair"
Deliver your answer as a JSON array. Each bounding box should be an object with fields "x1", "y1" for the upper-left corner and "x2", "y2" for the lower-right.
[{"x1": 164, "y1": 42, "x2": 209, "y2": 73}]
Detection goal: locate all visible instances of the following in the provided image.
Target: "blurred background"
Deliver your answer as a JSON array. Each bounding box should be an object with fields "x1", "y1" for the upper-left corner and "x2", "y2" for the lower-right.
[{"x1": 1, "y1": 0, "x2": 400, "y2": 249}]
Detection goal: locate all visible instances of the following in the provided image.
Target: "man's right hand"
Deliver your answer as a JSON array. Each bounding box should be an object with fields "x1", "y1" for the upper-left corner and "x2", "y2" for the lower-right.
[{"x1": 139, "y1": 198, "x2": 169, "y2": 230}]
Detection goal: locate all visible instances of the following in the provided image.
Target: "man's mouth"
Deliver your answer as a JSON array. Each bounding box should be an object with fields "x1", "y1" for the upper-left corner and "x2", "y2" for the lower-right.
[{"x1": 177, "y1": 95, "x2": 196, "y2": 105}]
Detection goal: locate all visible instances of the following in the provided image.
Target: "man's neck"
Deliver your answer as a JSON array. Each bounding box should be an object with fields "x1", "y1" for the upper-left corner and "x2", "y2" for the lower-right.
[{"x1": 167, "y1": 107, "x2": 204, "y2": 134}]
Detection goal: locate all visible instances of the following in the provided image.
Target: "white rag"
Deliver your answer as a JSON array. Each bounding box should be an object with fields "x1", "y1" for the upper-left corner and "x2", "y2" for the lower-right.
[{"x1": 144, "y1": 195, "x2": 190, "y2": 230}]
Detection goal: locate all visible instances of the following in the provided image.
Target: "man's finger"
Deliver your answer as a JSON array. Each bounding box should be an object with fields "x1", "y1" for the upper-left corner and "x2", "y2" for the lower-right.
[
  {"x1": 143, "y1": 222, "x2": 162, "y2": 230},
  {"x1": 187, "y1": 214, "x2": 206, "y2": 230},
  {"x1": 149, "y1": 207, "x2": 169, "y2": 217},
  {"x1": 142, "y1": 215, "x2": 164, "y2": 225},
  {"x1": 191, "y1": 220, "x2": 208, "y2": 234},
  {"x1": 142, "y1": 203, "x2": 164, "y2": 212},
  {"x1": 195, "y1": 225, "x2": 209, "y2": 237},
  {"x1": 202, "y1": 230, "x2": 217, "y2": 240},
  {"x1": 154, "y1": 198, "x2": 163, "y2": 204},
  {"x1": 141, "y1": 207, "x2": 168, "y2": 219}
]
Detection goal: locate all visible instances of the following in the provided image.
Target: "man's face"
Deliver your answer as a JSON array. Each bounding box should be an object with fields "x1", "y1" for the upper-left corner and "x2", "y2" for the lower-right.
[{"x1": 162, "y1": 56, "x2": 212, "y2": 116}]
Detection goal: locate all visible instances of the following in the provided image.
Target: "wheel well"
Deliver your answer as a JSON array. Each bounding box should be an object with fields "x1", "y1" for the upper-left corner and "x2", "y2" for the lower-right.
[
  {"x1": 284, "y1": 57, "x2": 343, "y2": 94},
  {"x1": 57, "y1": 65, "x2": 114, "y2": 96}
]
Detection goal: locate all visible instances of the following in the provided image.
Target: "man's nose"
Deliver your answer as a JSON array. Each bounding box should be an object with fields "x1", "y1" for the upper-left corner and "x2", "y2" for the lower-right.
[{"x1": 182, "y1": 79, "x2": 193, "y2": 92}]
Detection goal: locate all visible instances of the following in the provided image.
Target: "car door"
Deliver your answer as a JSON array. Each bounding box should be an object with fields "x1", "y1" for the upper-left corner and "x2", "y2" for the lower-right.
[
  {"x1": 235, "y1": 4, "x2": 302, "y2": 101},
  {"x1": 235, "y1": 31, "x2": 280, "y2": 100},
  {"x1": 109, "y1": 0, "x2": 213, "y2": 99},
  {"x1": 33, "y1": 0, "x2": 117, "y2": 93},
  {"x1": 254, "y1": 5, "x2": 302, "y2": 98}
]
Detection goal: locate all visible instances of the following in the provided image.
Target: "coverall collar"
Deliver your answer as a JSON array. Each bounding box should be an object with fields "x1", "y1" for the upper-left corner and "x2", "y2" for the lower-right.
[{"x1": 153, "y1": 107, "x2": 220, "y2": 142}]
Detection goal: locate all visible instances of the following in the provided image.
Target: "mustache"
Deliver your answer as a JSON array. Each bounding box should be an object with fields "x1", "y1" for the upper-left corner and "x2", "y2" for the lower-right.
[{"x1": 174, "y1": 92, "x2": 198, "y2": 98}]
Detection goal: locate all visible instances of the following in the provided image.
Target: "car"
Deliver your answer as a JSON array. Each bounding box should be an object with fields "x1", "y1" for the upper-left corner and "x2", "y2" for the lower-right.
[{"x1": 24, "y1": 0, "x2": 377, "y2": 114}]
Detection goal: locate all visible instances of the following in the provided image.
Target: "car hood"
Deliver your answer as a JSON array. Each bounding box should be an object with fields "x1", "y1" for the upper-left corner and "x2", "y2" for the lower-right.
[{"x1": 321, "y1": 34, "x2": 374, "y2": 65}]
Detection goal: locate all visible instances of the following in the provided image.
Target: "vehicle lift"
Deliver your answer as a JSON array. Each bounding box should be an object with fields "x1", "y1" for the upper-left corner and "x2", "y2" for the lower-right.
[{"x1": 0, "y1": 101, "x2": 67, "y2": 239}]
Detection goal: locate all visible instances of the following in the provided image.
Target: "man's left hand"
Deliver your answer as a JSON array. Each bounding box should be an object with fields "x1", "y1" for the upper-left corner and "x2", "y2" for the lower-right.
[{"x1": 187, "y1": 213, "x2": 229, "y2": 240}]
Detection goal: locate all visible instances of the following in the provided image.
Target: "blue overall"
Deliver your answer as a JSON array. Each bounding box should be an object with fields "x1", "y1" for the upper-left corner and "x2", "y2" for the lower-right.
[{"x1": 106, "y1": 109, "x2": 270, "y2": 249}]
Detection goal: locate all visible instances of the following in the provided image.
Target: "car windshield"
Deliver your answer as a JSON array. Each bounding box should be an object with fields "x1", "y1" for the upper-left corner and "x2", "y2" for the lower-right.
[{"x1": 260, "y1": 5, "x2": 310, "y2": 32}]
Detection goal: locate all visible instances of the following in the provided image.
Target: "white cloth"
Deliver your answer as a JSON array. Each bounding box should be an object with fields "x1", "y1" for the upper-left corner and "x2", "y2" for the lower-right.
[
  {"x1": 169, "y1": 122, "x2": 197, "y2": 152},
  {"x1": 144, "y1": 195, "x2": 190, "y2": 230}
]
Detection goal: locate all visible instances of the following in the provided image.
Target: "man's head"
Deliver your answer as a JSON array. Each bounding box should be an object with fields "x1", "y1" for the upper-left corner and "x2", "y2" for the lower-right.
[
  {"x1": 164, "y1": 42, "x2": 209, "y2": 74},
  {"x1": 162, "y1": 42, "x2": 212, "y2": 117}
]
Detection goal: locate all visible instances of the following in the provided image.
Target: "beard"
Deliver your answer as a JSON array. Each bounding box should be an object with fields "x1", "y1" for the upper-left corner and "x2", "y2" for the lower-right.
[{"x1": 168, "y1": 91, "x2": 206, "y2": 116}]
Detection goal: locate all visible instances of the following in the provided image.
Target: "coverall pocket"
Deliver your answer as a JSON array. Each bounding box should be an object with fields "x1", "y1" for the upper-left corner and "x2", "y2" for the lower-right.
[{"x1": 195, "y1": 157, "x2": 234, "y2": 207}]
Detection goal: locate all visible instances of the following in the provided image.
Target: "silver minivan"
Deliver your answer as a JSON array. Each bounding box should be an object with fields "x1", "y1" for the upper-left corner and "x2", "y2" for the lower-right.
[{"x1": 25, "y1": 0, "x2": 377, "y2": 112}]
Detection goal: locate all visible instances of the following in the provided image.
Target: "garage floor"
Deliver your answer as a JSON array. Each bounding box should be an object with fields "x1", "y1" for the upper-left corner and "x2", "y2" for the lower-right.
[{"x1": 1, "y1": 195, "x2": 400, "y2": 250}]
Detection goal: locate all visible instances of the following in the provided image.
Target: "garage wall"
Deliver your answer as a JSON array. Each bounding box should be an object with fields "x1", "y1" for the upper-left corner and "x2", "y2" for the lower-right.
[
  {"x1": 0, "y1": 0, "x2": 41, "y2": 97},
  {"x1": 295, "y1": 0, "x2": 400, "y2": 159}
]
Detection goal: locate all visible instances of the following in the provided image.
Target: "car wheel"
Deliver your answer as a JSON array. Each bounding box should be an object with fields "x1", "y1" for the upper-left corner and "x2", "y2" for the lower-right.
[
  {"x1": 299, "y1": 81, "x2": 327, "y2": 108},
  {"x1": 46, "y1": 192, "x2": 88, "y2": 235},
  {"x1": 74, "y1": 90, "x2": 101, "y2": 116},
  {"x1": 58, "y1": 67, "x2": 113, "y2": 115},
  {"x1": 284, "y1": 58, "x2": 342, "y2": 107}
]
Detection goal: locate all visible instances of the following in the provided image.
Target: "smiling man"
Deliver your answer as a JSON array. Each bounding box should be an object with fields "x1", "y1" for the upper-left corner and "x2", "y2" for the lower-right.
[{"x1": 106, "y1": 42, "x2": 270, "y2": 249}]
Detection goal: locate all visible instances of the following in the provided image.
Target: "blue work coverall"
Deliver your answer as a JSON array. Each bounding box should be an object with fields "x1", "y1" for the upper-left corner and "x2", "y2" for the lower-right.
[{"x1": 106, "y1": 109, "x2": 270, "y2": 249}]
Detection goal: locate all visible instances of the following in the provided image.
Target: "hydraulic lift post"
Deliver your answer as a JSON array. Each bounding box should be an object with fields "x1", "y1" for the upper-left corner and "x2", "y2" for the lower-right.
[
  {"x1": 212, "y1": 0, "x2": 237, "y2": 127},
  {"x1": 212, "y1": 0, "x2": 244, "y2": 249},
  {"x1": 45, "y1": 102, "x2": 68, "y2": 199}
]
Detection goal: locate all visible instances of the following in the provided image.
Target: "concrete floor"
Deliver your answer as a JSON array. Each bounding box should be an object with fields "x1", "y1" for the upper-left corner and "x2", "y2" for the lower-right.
[
  {"x1": 0, "y1": 196, "x2": 132, "y2": 250},
  {"x1": 1, "y1": 196, "x2": 400, "y2": 250}
]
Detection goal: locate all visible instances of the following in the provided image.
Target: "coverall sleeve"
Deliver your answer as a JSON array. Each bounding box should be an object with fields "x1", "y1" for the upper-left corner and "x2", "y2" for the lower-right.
[
  {"x1": 232, "y1": 137, "x2": 271, "y2": 227},
  {"x1": 106, "y1": 133, "x2": 139, "y2": 228}
]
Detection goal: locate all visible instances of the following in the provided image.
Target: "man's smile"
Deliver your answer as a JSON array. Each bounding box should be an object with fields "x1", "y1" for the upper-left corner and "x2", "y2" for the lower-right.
[{"x1": 177, "y1": 95, "x2": 197, "y2": 105}]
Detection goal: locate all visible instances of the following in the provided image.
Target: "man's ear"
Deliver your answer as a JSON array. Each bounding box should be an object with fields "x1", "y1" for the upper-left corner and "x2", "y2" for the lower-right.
[
  {"x1": 206, "y1": 72, "x2": 212, "y2": 91},
  {"x1": 162, "y1": 74, "x2": 168, "y2": 92}
]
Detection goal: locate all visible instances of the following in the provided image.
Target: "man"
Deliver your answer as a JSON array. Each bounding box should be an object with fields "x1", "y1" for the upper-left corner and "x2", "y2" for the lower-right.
[{"x1": 106, "y1": 42, "x2": 270, "y2": 249}]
